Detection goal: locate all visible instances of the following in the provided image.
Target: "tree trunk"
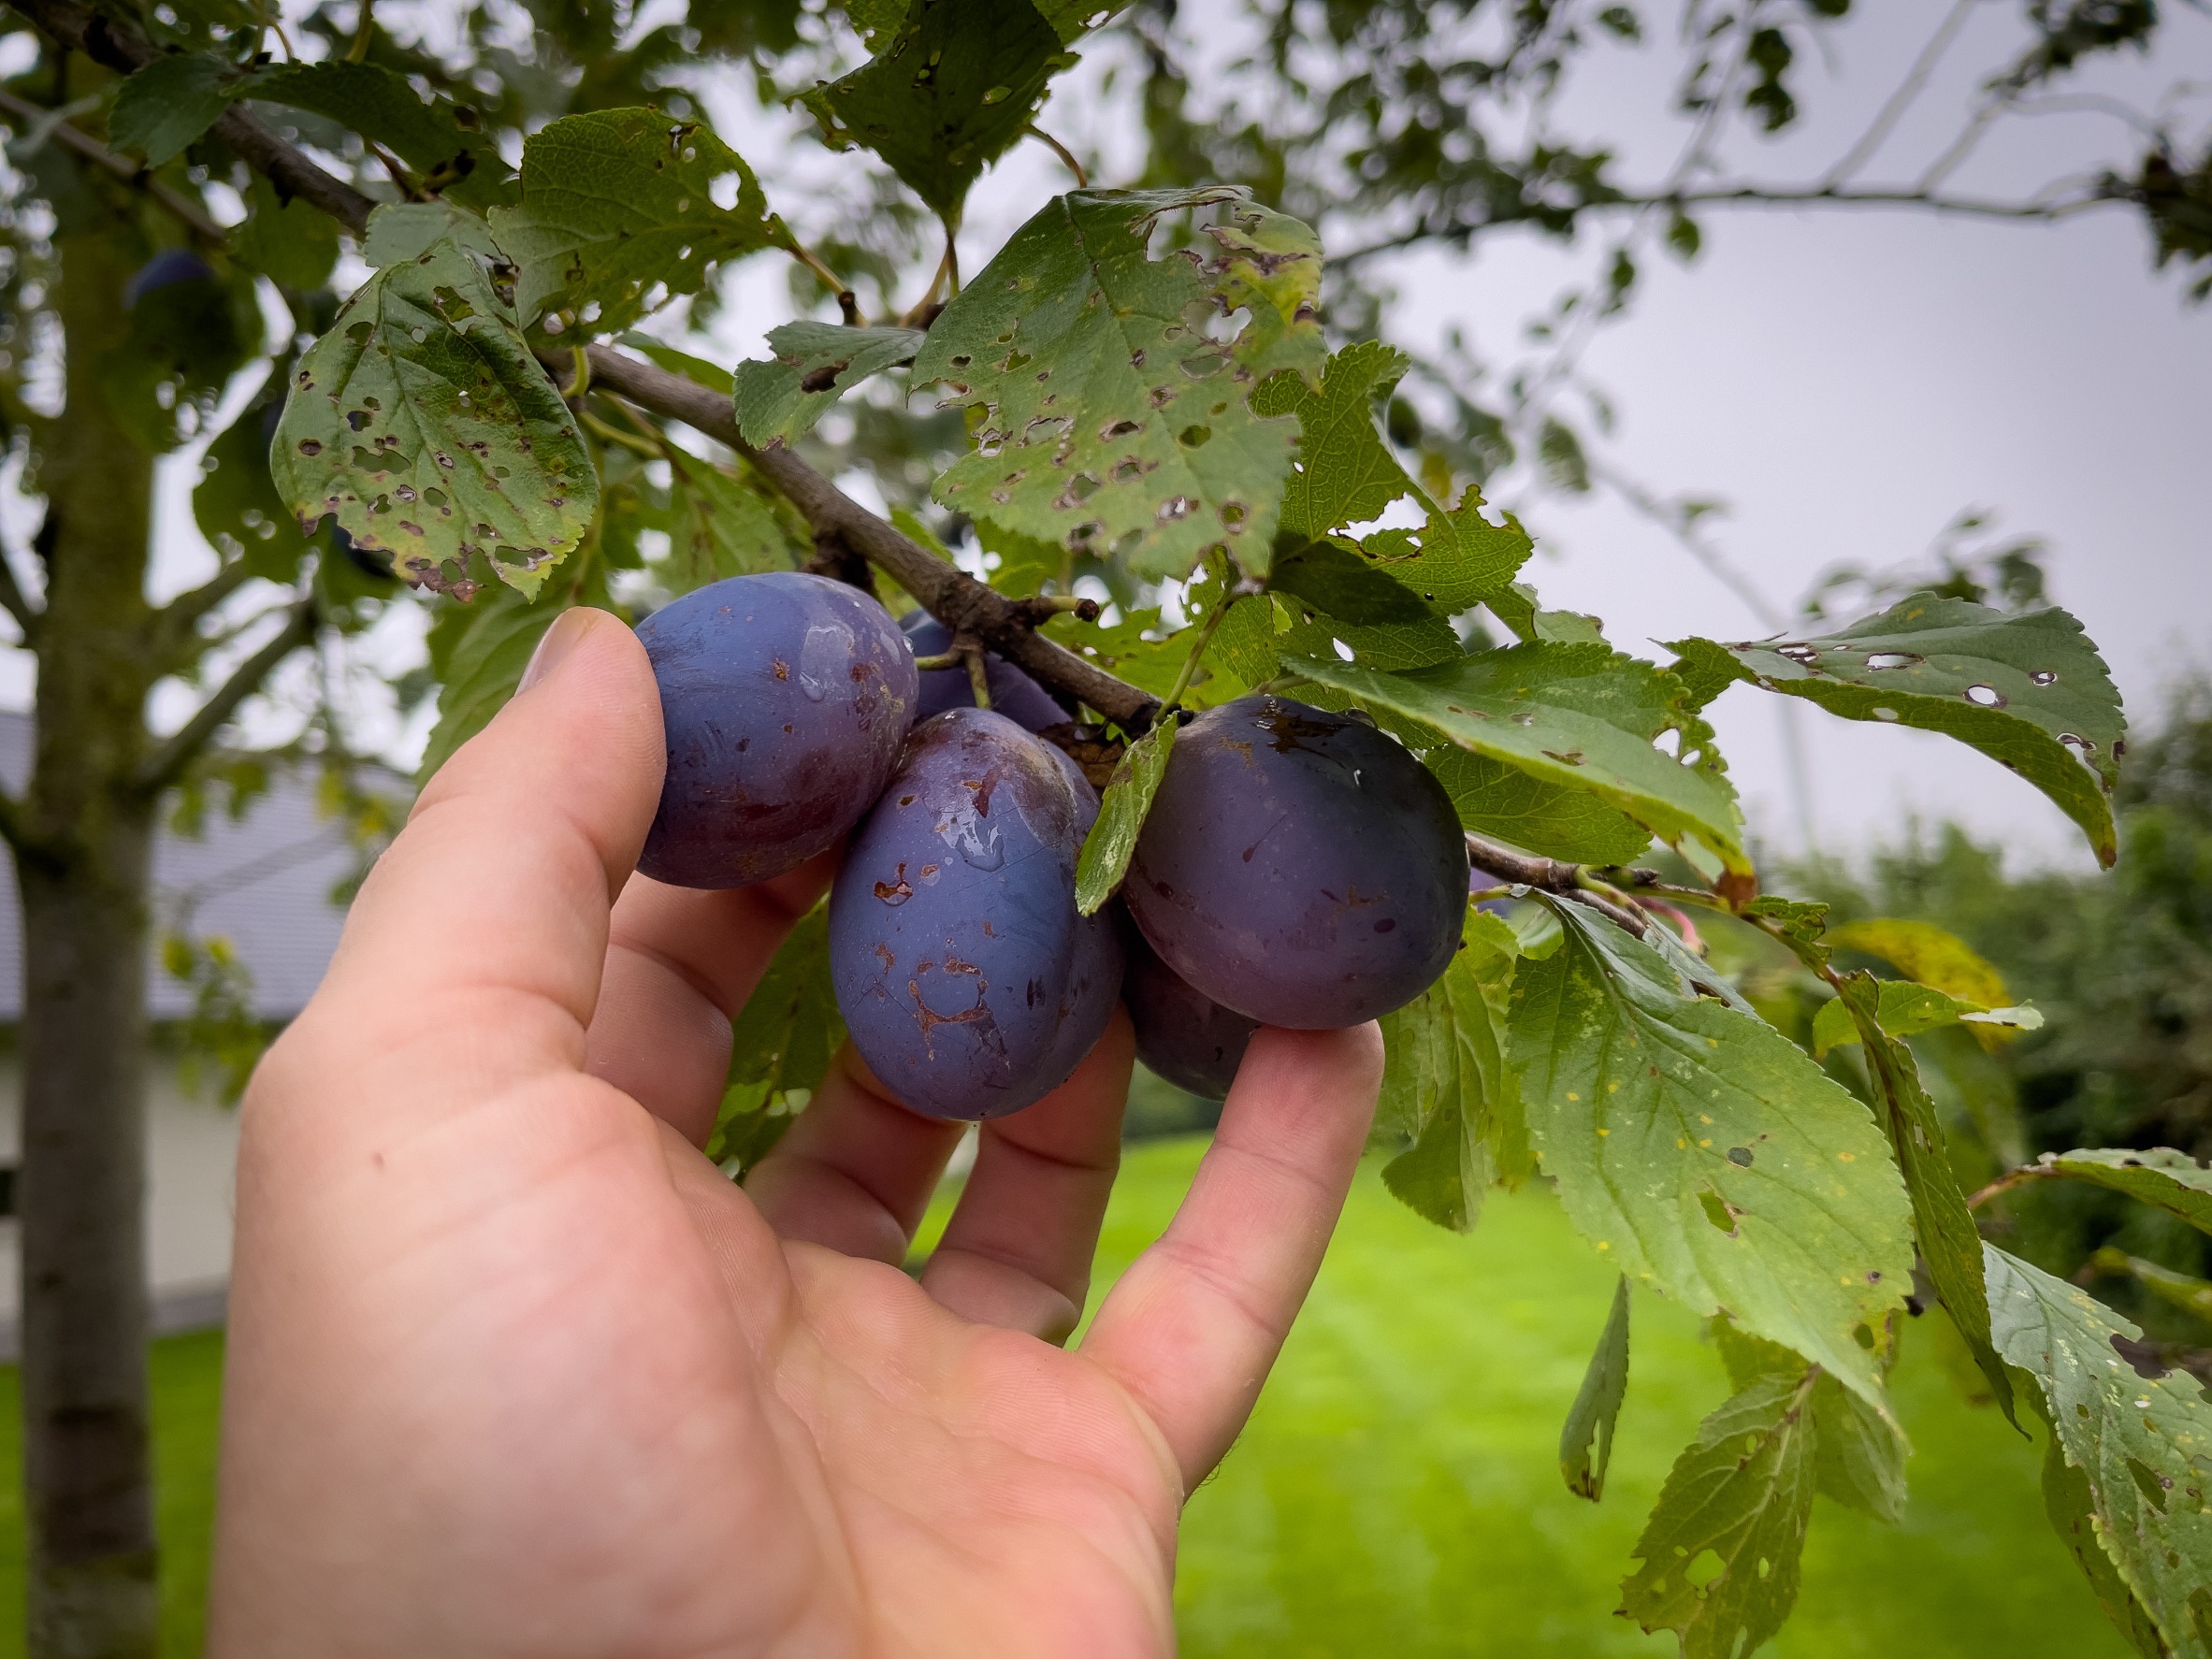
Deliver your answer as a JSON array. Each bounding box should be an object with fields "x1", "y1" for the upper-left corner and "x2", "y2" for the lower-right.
[{"x1": 17, "y1": 223, "x2": 162, "y2": 1656}]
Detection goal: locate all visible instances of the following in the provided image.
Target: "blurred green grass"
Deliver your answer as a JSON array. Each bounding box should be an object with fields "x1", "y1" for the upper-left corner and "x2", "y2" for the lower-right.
[{"x1": 1, "y1": 1135, "x2": 2127, "y2": 1656}]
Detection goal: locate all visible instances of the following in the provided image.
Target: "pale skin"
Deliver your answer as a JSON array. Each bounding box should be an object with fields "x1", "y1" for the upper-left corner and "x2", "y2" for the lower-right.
[{"x1": 208, "y1": 608, "x2": 1384, "y2": 1657}]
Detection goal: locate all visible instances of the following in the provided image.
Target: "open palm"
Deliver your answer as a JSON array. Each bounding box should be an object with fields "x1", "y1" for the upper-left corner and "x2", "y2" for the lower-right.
[{"x1": 209, "y1": 610, "x2": 1381, "y2": 1657}]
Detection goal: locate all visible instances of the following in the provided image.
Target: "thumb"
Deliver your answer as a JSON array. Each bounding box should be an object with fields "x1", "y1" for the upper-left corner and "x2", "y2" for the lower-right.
[{"x1": 276, "y1": 607, "x2": 664, "y2": 1122}]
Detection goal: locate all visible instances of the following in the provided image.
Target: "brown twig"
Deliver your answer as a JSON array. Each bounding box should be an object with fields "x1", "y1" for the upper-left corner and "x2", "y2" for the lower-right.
[
  {"x1": 1966, "y1": 1165, "x2": 2054, "y2": 1212},
  {"x1": 1466, "y1": 830, "x2": 1651, "y2": 937}
]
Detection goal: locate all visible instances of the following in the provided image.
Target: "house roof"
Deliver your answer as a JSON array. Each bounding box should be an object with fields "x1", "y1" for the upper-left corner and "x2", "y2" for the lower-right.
[{"x1": 0, "y1": 712, "x2": 404, "y2": 1020}]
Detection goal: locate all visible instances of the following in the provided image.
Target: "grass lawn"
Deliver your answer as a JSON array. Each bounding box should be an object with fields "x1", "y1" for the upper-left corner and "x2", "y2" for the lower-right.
[{"x1": 1, "y1": 1135, "x2": 2126, "y2": 1656}]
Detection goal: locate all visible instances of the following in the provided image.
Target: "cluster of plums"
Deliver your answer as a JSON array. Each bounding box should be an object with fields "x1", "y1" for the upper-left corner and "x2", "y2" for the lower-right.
[{"x1": 637, "y1": 571, "x2": 1469, "y2": 1120}]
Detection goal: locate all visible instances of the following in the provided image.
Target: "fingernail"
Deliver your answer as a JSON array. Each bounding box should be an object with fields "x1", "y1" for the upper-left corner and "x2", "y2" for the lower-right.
[{"x1": 519, "y1": 608, "x2": 595, "y2": 695}]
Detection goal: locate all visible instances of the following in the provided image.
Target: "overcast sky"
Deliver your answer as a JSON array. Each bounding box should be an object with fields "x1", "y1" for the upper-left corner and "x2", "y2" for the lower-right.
[{"x1": 43, "y1": 2, "x2": 2206, "y2": 876}]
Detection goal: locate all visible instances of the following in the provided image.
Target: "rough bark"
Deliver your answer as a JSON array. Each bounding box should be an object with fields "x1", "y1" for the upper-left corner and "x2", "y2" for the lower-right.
[{"x1": 17, "y1": 223, "x2": 163, "y2": 1656}]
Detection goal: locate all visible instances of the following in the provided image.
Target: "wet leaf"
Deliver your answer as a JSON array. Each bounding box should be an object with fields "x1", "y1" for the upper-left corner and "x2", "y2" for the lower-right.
[
  {"x1": 489, "y1": 108, "x2": 780, "y2": 334},
  {"x1": 913, "y1": 187, "x2": 1322, "y2": 582},
  {"x1": 1561, "y1": 1276, "x2": 1632, "y2": 1500},
  {"x1": 1670, "y1": 596, "x2": 2125, "y2": 865},
  {"x1": 273, "y1": 238, "x2": 598, "y2": 598},
  {"x1": 1510, "y1": 902, "x2": 1914, "y2": 1406}
]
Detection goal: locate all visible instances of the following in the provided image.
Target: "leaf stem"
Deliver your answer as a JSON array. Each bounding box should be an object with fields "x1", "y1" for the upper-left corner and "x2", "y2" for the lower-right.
[
  {"x1": 346, "y1": 0, "x2": 375, "y2": 62},
  {"x1": 563, "y1": 347, "x2": 590, "y2": 400},
  {"x1": 578, "y1": 408, "x2": 661, "y2": 458},
  {"x1": 1027, "y1": 124, "x2": 1089, "y2": 187},
  {"x1": 1965, "y1": 1166, "x2": 2051, "y2": 1212},
  {"x1": 1161, "y1": 584, "x2": 1250, "y2": 713},
  {"x1": 774, "y1": 219, "x2": 863, "y2": 325}
]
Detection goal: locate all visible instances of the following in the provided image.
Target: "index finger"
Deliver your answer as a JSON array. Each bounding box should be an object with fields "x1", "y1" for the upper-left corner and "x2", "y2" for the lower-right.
[
  {"x1": 267, "y1": 608, "x2": 663, "y2": 1135},
  {"x1": 1080, "y1": 1023, "x2": 1382, "y2": 1492}
]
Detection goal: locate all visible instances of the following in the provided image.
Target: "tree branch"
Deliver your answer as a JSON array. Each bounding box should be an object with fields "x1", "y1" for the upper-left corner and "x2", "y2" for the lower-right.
[
  {"x1": 135, "y1": 600, "x2": 318, "y2": 796},
  {"x1": 1464, "y1": 831, "x2": 1650, "y2": 938},
  {"x1": 11, "y1": 0, "x2": 376, "y2": 235},
  {"x1": 0, "y1": 86, "x2": 227, "y2": 243},
  {"x1": 146, "y1": 559, "x2": 257, "y2": 668},
  {"x1": 576, "y1": 344, "x2": 1163, "y2": 732}
]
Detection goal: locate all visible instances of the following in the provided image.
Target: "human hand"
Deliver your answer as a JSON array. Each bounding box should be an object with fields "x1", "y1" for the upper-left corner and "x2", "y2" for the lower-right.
[{"x1": 208, "y1": 608, "x2": 1384, "y2": 1658}]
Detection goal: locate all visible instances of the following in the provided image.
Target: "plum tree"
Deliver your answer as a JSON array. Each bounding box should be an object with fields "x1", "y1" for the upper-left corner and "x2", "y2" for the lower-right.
[
  {"x1": 828, "y1": 708, "x2": 1121, "y2": 1118},
  {"x1": 1120, "y1": 921, "x2": 1256, "y2": 1102},
  {"x1": 900, "y1": 611, "x2": 1069, "y2": 732},
  {"x1": 638, "y1": 572, "x2": 918, "y2": 888},
  {"x1": 1122, "y1": 697, "x2": 1468, "y2": 1030}
]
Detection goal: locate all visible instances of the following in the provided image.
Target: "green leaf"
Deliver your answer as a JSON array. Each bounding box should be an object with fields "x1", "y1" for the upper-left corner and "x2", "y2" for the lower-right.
[
  {"x1": 274, "y1": 240, "x2": 594, "y2": 598},
  {"x1": 1561, "y1": 1276, "x2": 1632, "y2": 1501},
  {"x1": 1359, "y1": 492, "x2": 1535, "y2": 616},
  {"x1": 1988, "y1": 1244, "x2": 2212, "y2": 1659},
  {"x1": 1075, "y1": 716, "x2": 1175, "y2": 915},
  {"x1": 418, "y1": 585, "x2": 573, "y2": 783},
  {"x1": 1031, "y1": 0, "x2": 1129, "y2": 42},
  {"x1": 360, "y1": 201, "x2": 503, "y2": 267},
  {"x1": 1430, "y1": 748, "x2": 1654, "y2": 866},
  {"x1": 1266, "y1": 536, "x2": 1429, "y2": 625},
  {"x1": 2042, "y1": 1425, "x2": 2175, "y2": 1659},
  {"x1": 1278, "y1": 612, "x2": 1461, "y2": 674},
  {"x1": 1742, "y1": 895, "x2": 1831, "y2": 959},
  {"x1": 1670, "y1": 596, "x2": 2125, "y2": 866},
  {"x1": 246, "y1": 62, "x2": 513, "y2": 208},
  {"x1": 799, "y1": 0, "x2": 1076, "y2": 215},
  {"x1": 1809, "y1": 978, "x2": 2040, "y2": 1057},
  {"x1": 487, "y1": 109, "x2": 779, "y2": 334},
  {"x1": 1510, "y1": 902, "x2": 1914, "y2": 1405},
  {"x1": 1619, "y1": 1370, "x2": 1820, "y2": 1659},
  {"x1": 1709, "y1": 1315, "x2": 1908, "y2": 1522},
  {"x1": 658, "y1": 452, "x2": 806, "y2": 594},
  {"x1": 1833, "y1": 973, "x2": 2018, "y2": 1427},
  {"x1": 1289, "y1": 642, "x2": 1748, "y2": 879},
  {"x1": 619, "y1": 332, "x2": 736, "y2": 395},
  {"x1": 1378, "y1": 910, "x2": 1525, "y2": 1230},
  {"x1": 1811, "y1": 1370, "x2": 1908, "y2": 1523},
  {"x1": 709, "y1": 900, "x2": 846, "y2": 1172},
  {"x1": 1824, "y1": 916, "x2": 2010, "y2": 1008},
  {"x1": 2035, "y1": 1147, "x2": 2212, "y2": 1237},
  {"x1": 233, "y1": 172, "x2": 340, "y2": 291},
  {"x1": 1251, "y1": 341, "x2": 1414, "y2": 539},
  {"x1": 732, "y1": 322, "x2": 927, "y2": 448},
  {"x1": 913, "y1": 187, "x2": 1322, "y2": 582},
  {"x1": 195, "y1": 367, "x2": 312, "y2": 584},
  {"x1": 110, "y1": 52, "x2": 234, "y2": 166}
]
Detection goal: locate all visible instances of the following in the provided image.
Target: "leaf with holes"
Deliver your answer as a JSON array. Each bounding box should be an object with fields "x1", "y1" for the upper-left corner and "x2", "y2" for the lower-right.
[
  {"x1": 710, "y1": 900, "x2": 846, "y2": 1172},
  {"x1": 2034, "y1": 1147, "x2": 2212, "y2": 1237},
  {"x1": 1430, "y1": 749, "x2": 1654, "y2": 866},
  {"x1": 488, "y1": 109, "x2": 780, "y2": 334},
  {"x1": 1356, "y1": 493, "x2": 1536, "y2": 617},
  {"x1": 1834, "y1": 973, "x2": 2017, "y2": 1426},
  {"x1": 733, "y1": 322, "x2": 927, "y2": 448},
  {"x1": 1669, "y1": 596, "x2": 2125, "y2": 865},
  {"x1": 912, "y1": 187, "x2": 1322, "y2": 582},
  {"x1": 109, "y1": 52, "x2": 236, "y2": 166},
  {"x1": 1377, "y1": 910, "x2": 1525, "y2": 1231},
  {"x1": 1288, "y1": 642, "x2": 1748, "y2": 880},
  {"x1": 1619, "y1": 1370, "x2": 1820, "y2": 1659},
  {"x1": 1251, "y1": 341, "x2": 1414, "y2": 538},
  {"x1": 1562, "y1": 1276, "x2": 1632, "y2": 1501},
  {"x1": 246, "y1": 62, "x2": 513, "y2": 208},
  {"x1": 1510, "y1": 902, "x2": 1913, "y2": 1405},
  {"x1": 1075, "y1": 716, "x2": 1174, "y2": 915},
  {"x1": 273, "y1": 238, "x2": 598, "y2": 598},
  {"x1": 1988, "y1": 1244, "x2": 2212, "y2": 1658},
  {"x1": 800, "y1": 0, "x2": 1078, "y2": 215},
  {"x1": 1710, "y1": 1315, "x2": 1908, "y2": 1522}
]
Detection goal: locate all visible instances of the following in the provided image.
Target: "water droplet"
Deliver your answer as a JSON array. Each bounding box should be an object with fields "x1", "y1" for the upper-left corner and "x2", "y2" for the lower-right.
[
  {"x1": 1963, "y1": 684, "x2": 2006, "y2": 707},
  {"x1": 797, "y1": 623, "x2": 845, "y2": 703},
  {"x1": 2031, "y1": 670, "x2": 2058, "y2": 685},
  {"x1": 1863, "y1": 652, "x2": 1920, "y2": 671}
]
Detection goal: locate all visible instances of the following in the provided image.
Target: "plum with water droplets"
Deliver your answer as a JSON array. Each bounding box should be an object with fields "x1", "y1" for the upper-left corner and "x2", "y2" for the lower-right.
[
  {"x1": 829, "y1": 707, "x2": 1121, "y2": 1118},
  {"x1": 638, "y1": 571, "x2": 918, "y2": 888}
]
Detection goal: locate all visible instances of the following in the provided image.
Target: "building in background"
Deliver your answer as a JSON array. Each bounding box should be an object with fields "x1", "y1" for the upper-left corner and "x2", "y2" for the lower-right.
[{"x1": 0, "y1": 712, "x2": 373, "y2": 1357}]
